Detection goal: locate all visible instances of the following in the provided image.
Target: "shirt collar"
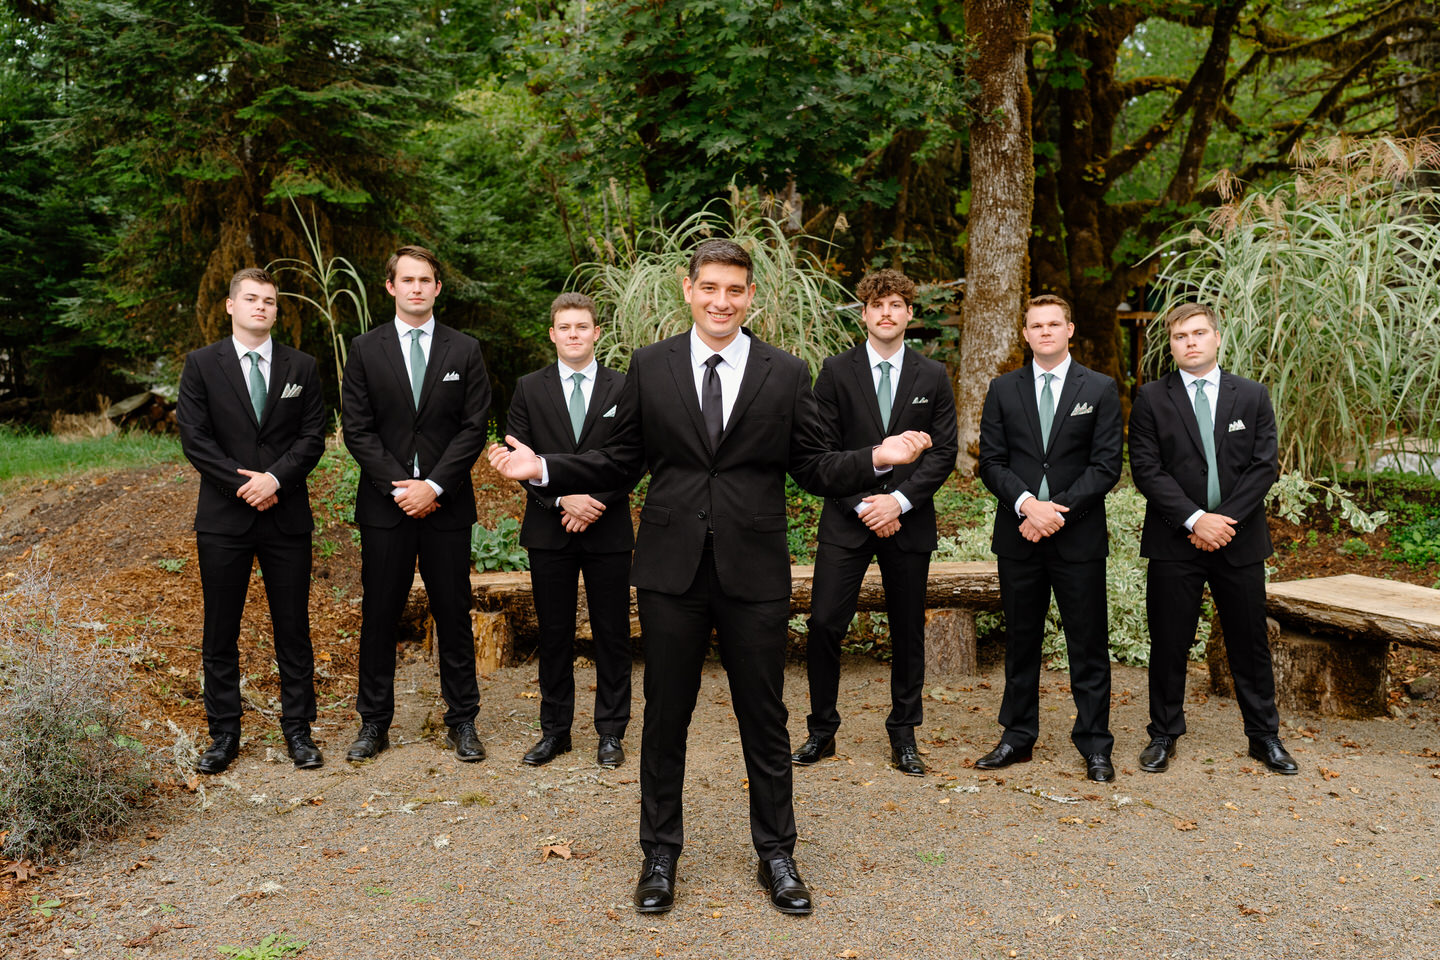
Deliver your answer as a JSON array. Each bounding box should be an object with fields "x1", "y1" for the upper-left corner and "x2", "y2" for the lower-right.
[
  {"x1": 1033, "y1": 353, "x2": 1072, "y2": 382},
  {"x1": 1179, "y1": 366, "x2": 1221, "y2": 390},
  {"x1": 232, "y1": 336, "x2": 273, "y2": 362},
  {"x1": 690, "y1": 326, "x2": 750, "y2": 370},
  {"x1": 394, "y1": 315, "x2": 436, "y2": 339},
  {"x1": 865, "y1": 340, "x2": 904, "y2": 374},
  {"x1": 558, "y1": 358, "x2": 599, "y2": 383}
]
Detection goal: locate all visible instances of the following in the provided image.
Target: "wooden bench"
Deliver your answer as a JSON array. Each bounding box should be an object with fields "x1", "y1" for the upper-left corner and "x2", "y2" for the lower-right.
[
  {"x1": 405, "y1": 560, "x2": 1001, "y2": 677},
  {"x1": 1208, "y1": 574, "x2": 1440, "y2": 717}
]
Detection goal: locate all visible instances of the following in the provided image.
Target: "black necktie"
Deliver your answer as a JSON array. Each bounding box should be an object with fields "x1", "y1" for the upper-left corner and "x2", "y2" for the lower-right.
[{"x1": 702, "y1": 354, "x2": 724, "y2": 449}]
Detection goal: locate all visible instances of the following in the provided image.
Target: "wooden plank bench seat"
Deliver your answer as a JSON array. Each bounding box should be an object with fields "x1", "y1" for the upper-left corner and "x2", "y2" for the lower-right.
[
  {"x1": 1209, "y1": 574, "x2": 1440, "y2": 718},
  {"x1": 404, "y1": 560, "x2": 1001, "y2": 677}
]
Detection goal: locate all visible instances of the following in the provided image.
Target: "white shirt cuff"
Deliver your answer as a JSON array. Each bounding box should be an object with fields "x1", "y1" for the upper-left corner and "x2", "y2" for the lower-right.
[
  {"x1": 892, "y1": 491, "x2": 913, "y2": 514},
  {"x1": 425, "y1": 479, "x2": 443, "y2": 497},
  {"x1": 1183, "y1": 509, "x2": 1204, "y2": 532},
  {"x1": 265, "y1": 472, "x2": 280, "y2": 490},
  {"x1": 1013, "y1": 491, "x2": 1034, "y2": 518},
  {"x1": 529, "y1": 457, "x2": 550, "y2": 488}
]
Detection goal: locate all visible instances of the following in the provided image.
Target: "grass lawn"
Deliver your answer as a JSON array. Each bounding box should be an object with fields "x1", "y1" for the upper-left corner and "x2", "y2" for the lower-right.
[{"x1": 0, "y1": 427, "x2": 183, "y2": 486}]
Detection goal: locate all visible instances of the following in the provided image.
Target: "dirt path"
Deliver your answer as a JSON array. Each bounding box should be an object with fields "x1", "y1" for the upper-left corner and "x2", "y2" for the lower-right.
[{"x1": 7, "y1": 652, "x2": 1439, "y2": 960}]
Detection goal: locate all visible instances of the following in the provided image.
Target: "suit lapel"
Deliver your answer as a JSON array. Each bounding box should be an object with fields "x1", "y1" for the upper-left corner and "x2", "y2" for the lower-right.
[
  {"x1": 666, "y1": 340, "x2": 712, "y2": 453},
  {"x1": 1015, "y1": 365, "x2": 1045, "y2": 453},
  {"x1": 577, "y1": 366, "x2": 618, "y2": 447},
  {"x1": 849, "y1": 348, "x2": 886, "y2": 436},
  {"x1": 376, "y1": 324, "x2": 411, "y2": 410},
  {"x1": 720, "y1": 335, "x2": 774, "y2": 453},
  {"x1": 889, "y1": 348, "x2": 921, "y2": 435},
  {"x1": 1044, "y1": 364, "x2": 1085, "y2": 454},
  {"x1": 1165, "y1": 372, "x2": 1206, "y2": 458},
  {"x1": 416, "y1": 325, "x2": 452, "y2": 414},
  {"x1": 1214, "y1": 371, "x2": 1238, "y2": 453},
  {"x1": 541, "y1": 365, "x2": 575, "y2": 449},
  {"x1": 217, "y1": 340, "x2": 261, "y2": 429},
  {"x1": 258, "y1": 348, "x2": 290, "y2": 433}
]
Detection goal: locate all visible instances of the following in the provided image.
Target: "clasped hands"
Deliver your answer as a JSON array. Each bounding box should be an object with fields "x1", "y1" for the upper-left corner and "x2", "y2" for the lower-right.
[
  {"x1": 559, "y1": 493, "x2": 605, "y2": 533},
  {"x1": 1018, "y1": 497, "x2": 1069, "y2": 542},
  {"x1": 1188, "y1": 512, "x2": 1237, "y2": 552},
  {"x1": 236, "y1": 469, "x2": 278, "y2": 511}
]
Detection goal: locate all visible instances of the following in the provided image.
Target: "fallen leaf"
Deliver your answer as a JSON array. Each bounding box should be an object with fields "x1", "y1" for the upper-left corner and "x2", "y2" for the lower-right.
[
  {"x1": 1174, "y1": 819, "x2": 1198, "y2": 832},
  {"x1": 540, "y1": 844, "x2": 572, "y2": 861},
  {"x1": 837, "y1": 951, "x2": 860, "y2": 958}
]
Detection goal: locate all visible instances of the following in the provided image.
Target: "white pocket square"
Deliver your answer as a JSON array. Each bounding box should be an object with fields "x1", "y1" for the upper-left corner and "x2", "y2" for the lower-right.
[
  {"x1": 280, "y1": 383, "x2": 302, "y2": 399},
  {"x1": 602, "y1": 405, "x2": 617, "y2": 418},
  {"x1": 1228, "y1": 419, "x2": 1246, "y2": 432},
  {"x1": 442, "y1": 371, "x2": 460, "y2": 382},
  {"x1": 911, "y1": 396, "x2": 929, "y2": 405},
  {"x1": 1070, "y1": 402, "x2": 1093, "y2": 416}
]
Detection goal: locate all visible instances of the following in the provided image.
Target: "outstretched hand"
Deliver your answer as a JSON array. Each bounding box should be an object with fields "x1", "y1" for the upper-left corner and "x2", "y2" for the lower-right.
[
  {"x1": 487, "y1": 436, "x2": 544, "y2": 481},
  {"x1": 872, "y1": 431, "x2": 932, "y2": 468}
]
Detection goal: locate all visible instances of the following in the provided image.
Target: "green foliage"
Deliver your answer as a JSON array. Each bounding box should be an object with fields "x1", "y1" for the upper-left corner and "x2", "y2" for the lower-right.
[
  {"x1": 1268, "y1": 471, "x2": 1388, "y2": 534},
  {"x1": 0, "y1": 427, "x2": 182, "y2": 485},
  {"x1": 1151, "y1": 144, "x2": 1440, "y2": 478},
  {"x1": 523, "y1": 0, "x2": 973, "y2": 215},
  {"x1": 785, "y1": 477, "x2": 824, "y2": 565},
  {"x1": 155, "y1": 558, "x2": 186, "y2": 573},
  {"x1": 934, "y1": 483, "x2": 1185, "y2": 667},
  {"x1": 470, "y1": 517, "x2": 528, "y2": 572},
  {"x1": 217, "y1": 933, "x2": 309, "y2": 960},
  {"x1": 310, "y1": 444, "x2": 360, "y2": 534},
  {"x1": 1387, "y1": 515, "x2": 1440, "y2": 567},
  {"x1": 577, "y1": 205, "x2": 857, "y2": 377},
  {"x1": 1, "y1": 567, "x2": 152, "y2": 861}
]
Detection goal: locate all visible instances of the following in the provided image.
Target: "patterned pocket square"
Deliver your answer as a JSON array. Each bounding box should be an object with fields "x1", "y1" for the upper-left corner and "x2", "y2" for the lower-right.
[
  {"x1": 1228, "y1": 419, "x2": 1246, "y2": 432},
  {"x1": 1070, "y1": 401, "x2": 1093, "y2": 416},
  {"x1": 442, "y1": 371, "x2": 460, "y2": 382},
  {"x1": 911, "y1": 396, "x2": 930, "y2": 404},
  {"x1": 603, "y1": 405, "x2": 617, "y2": 418},
  {"x1": 280, "y1": 383, "x2": 302, "y2": 399}
]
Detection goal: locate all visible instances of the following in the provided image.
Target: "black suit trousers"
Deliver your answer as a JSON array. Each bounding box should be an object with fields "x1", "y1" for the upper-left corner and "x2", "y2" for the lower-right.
[
  {"x1": 356, "y1": 520, "x2": 479, "y2": 728},
  {"x1": 1146, "y1": 554, "x2": 1278, "y2": 740},
  {"x1": 528, "y1": 546, "x2": 633, "y2": 739},
  {"x1": 196, "y1": 513, "x2": 315, "y2": 739},
  {"x1": 805, "y1": 539, "x2": 929, "y2": 745},
  {"x1": 997, "y1": 545, "x2": 1114, "y2": 757},
  {"x1": 637, "y1": 549, "x2": 794, "y2": 862}
]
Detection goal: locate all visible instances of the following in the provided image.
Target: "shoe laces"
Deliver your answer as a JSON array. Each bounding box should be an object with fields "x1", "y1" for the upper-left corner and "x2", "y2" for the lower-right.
[
  {"x1": 357, "y1": 722, "x2": 385, "y2": 740},
  {"x1": 643, "y1": 854, "x2": 673, "y2": 877}
]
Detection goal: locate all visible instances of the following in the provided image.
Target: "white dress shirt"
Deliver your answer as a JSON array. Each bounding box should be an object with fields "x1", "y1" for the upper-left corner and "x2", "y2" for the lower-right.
[
  {"x1": 688, "y1": 326, "x2": 749, "y2": 428},
  {"x1": 232, "y1": 336, "x2": 280, "y2": 490},
  {"x1": 553, "y1": 358, "x2": 600, "y2": 508},
  {"x1": 1013, "y1": 353, "x2": 1073, "y2": 517},
  {"x1": 393, "y1": 315, "x2": 443, "y2": 497},
  {"x1": 1178, "y1": 365, "x2": 1222, "y2": 531},
  {"x1": 860, "y1": 341, "x2": 912, "y2": 516}
]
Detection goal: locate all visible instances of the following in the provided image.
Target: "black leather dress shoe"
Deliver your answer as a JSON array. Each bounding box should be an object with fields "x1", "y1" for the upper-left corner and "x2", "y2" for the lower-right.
[
  {"x1": 196, "y1": 733, "x2": 239, "y2": 774},
  {"x1": 447, "y1": 721, "x2": 486, "y2": 762},
  {"x1": 757, "y1": 856, "x2": 814, "y2": 915},
  {"x1": 890, "y1": 743, "x2": 927, "y2": 776},
  {"x1": 596, "y1": 735, "x2": 625, "y2": 768},
  {"x1": 1248, "y1": 736, "x2": 1299, "y2": 774},
  {"x1": 790, "y1": 734, "x2": 836, "y2": 765},
  {"x1": 1085, "y1": 753, "x2": 1114, "y2": 782},
  {"x1": 346, "y1": 722, "x2": 389, "y2": 762},
  {"x1": 285, "y1": 731, "x2": 324, "y2": 770},
  {"x1": 974, "y1": 742, "x2": 1032, "y2": 770},
  {"x1": 633, "y1": 855, "x2": 676, "y2": 914},
  {"x1": 522, "y1": 734, "x2": 571, "y2": 766},
  {"x1": 1138, "y1": 736, "x2": 1176, "y2": 773}
]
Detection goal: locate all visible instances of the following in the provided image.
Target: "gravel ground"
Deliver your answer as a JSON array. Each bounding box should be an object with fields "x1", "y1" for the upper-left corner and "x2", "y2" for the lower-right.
[{"x1": 8, "y1": 651, "x2": 1440, "y2": 960}]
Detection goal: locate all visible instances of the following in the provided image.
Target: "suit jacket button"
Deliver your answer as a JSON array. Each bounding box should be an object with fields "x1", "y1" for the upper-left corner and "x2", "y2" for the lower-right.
[
  {"x1": 710, "y1": 470, "x2": 718, "y2": 477},
  {"x1": 1042, "y1": 462, "x2": 1049, "y2": 469},
  {"x1": 697, "y1": 510, "x2": 707, "y2": 520}
]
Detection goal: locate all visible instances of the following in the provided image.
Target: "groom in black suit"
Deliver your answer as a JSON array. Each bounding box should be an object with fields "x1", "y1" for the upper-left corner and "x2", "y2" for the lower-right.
[
  {"x1": 507, "y1": 292, "x2": 635, "y2": 769},
  {"x1": 792, "y1": 268, "x2": 957, "y2": 777},
  {"x1": 341, "y1": 246, "x2": 491, "y2": 764},
  {"x1": 1129, "y1": 302, "x2": 1295, "y2": 775},
  {"x1": 488, "y1": 239, "x2": 932, "y2": 916},
  {"x1": 976, "y1": 294, "x2": 1123, "y2": 782},
  {"x1": 177, "y1": 267, "x2": 326, "y2": 773}
]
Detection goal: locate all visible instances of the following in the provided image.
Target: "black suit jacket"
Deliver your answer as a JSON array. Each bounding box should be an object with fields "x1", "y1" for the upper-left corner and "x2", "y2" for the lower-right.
[
  {"x1": 541, "y1": 330, "x2": 879, "y2": 602},
  {"x1": 507, "y1": 362, "x2": 635, "y2": 553},
  {"x1": 341, "y1": 321, "x2": 491, "y2": 530},
  {"x1": 176, "y1": 339, "x2": 326, "y2": 536},
  {"x1": 978, "y1": 359, "x2": 1123, "y2": 562},
  {"x1": 811, "y1": 345, "x2": 958, "y2": 552},
  {"x1": 1129, "y1": 369, "x2": 1277, "y2": 565}
]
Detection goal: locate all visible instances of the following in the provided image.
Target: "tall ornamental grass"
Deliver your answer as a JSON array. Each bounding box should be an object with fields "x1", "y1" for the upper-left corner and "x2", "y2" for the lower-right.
[
  {"x1": 573, "y1": 203, "x2": 857, "y2": 376},
  {"x1": 1148, "y1": 140, "x2": 1440, "y2": 481}
]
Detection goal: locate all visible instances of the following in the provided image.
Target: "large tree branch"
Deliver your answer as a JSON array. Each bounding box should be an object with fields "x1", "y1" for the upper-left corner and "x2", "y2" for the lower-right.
[
  {"x1": 1162, "y1": 0, "x2": 1247, "y2": 206},
  {"x1": 1117, "y1": 75, "x2": 1188, "y2": 101}
]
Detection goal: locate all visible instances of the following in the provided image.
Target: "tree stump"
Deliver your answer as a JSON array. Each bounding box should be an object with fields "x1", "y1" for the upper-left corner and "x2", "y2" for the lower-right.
[
  {"x1": 1208, "y1": 615, "x2": 1388, "y2": 718},
  {"x1": 472, "y1": 610, "x2": 513, "y2": 676},
  {"x1": 925, "y1": 608, "x2": 978, "y2": 676}
]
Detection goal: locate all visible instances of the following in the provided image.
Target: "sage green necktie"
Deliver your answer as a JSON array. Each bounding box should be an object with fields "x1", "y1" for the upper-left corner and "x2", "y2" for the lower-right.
[
  {"x1": 568, "y1": 372, "x2": 587, "y2": 442},
  {"x1": 244, "y1": 351, "x2": 266, "y2": 421},
  {"x1": 1194, "y1": 378, "x2": 1222, "y2": 510},
  {"x1": 877, "y1": 360, "x2": 893, "y2": 431},
  {"x1": 409, "y1": 328, "x2": 426, "y2": 407},
  {"x1": 1037, "y1": 372, "x2": 1055, "y2": 501}
]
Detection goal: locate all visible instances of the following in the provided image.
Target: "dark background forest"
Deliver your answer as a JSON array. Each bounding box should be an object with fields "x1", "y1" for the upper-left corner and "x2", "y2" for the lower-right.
[{"x1": 2, "y1": 0, "x2": 1436, "y2": 455}]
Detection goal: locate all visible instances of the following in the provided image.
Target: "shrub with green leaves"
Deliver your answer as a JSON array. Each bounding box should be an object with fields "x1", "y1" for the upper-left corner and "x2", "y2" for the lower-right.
[
  {"x1": 574, "y1": 203, "x2": 857, "y2": 378},
  {"x1": 1, "y1": 567, "x2": 151, "y2": 861},
  {"x1": 470, "y1": 517, "x2": 528, "y2": 572}
]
